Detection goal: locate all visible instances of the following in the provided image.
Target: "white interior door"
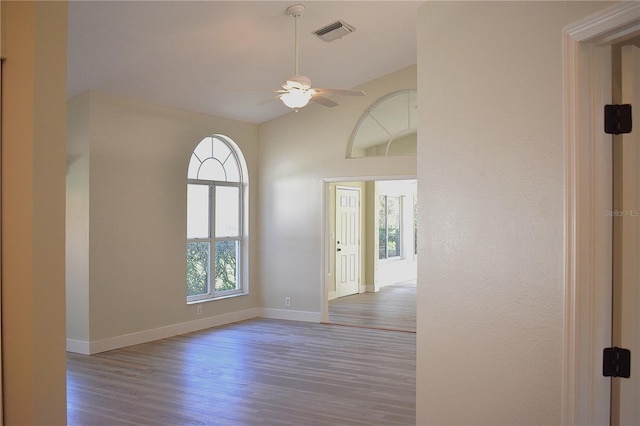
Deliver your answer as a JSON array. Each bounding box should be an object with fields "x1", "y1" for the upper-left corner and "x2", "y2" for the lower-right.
[
  {"x1": 335, "y1": 187, "x2": 360, "y2": 298},
  {"x1": 612, "y1": 43, "x2": 640, "y2": 426}
]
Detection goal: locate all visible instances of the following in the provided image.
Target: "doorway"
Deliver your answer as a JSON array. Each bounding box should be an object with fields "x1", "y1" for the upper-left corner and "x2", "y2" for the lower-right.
[{"x1": 322, "y1": 178, "x2": 417, "y2": 332}]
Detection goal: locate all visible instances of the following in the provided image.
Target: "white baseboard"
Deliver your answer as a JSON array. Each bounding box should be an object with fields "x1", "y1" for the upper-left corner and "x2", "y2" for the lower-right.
[
  {"x1": 67, "y1": 307, "x2": 261, "y2": 355},
  {"x1": 328, "y1": 291, "x2": 337, "y2": 300},
  {"x1": 67, "y1": 339, "x2": 90, "y2": 354},
  {"x1": 365, "y1": 284, "x2": 377, "y2": 293},
  {"x1": 260, "y1": 308, "x2": 322, "y2": 322}
]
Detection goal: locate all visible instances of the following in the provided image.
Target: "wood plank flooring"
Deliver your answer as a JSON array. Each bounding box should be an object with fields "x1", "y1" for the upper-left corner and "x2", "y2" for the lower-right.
[
  {"x1": 328, "y1": 281, "x2": 416, "y2": 332},
  {"x1": 67, "y1": 318, "x2": 415, "y2": 425}
]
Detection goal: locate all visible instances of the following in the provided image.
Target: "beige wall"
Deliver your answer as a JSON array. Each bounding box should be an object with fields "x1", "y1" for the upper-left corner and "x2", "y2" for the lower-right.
[
  {"x1": 258, "y1": 65, "x2": 417, "y2": 315},
  {"x1": 66, "y1": 91, "x2": 260, "y2": 351},
  {"x1": 416, "y1": 2, "x2": 611, "y2": 424},
  {"x1": 2, "y1": 1, "x2": 67, "y2": 424},
  {"x1": 66, "y1": 93, "x2": 90, "y2": 344}
]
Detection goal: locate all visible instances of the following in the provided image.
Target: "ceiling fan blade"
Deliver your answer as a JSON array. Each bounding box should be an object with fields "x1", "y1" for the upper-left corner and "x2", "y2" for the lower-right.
[
  {"x1": 311, "y1": 95, "x2": 338, "y2": 108},
  {"x1": 314, "y1": 88, "x2": 365, "y2": 97}
]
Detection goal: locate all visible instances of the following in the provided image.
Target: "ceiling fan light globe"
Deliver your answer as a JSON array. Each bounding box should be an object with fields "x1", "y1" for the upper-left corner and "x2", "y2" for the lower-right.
[{"x1": 281, "y1": 90, "x2": 312, "y2": 109}]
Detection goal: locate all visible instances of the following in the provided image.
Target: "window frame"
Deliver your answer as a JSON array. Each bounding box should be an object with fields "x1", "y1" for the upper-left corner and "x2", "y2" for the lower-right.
[{"x1": 186, "y1": 135, "x2": 247, "y2": 303}]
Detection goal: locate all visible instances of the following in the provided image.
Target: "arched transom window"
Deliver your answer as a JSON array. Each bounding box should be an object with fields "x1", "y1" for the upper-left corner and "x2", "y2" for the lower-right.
[{"x1": 187, "y1": 135, "x2": 247, "y2": 302}]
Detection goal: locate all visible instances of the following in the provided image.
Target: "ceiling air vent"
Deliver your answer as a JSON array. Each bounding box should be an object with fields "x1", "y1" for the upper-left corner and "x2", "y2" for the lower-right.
[{"x1": 313, "y1": 20, "x2": 355, "y2": 42}]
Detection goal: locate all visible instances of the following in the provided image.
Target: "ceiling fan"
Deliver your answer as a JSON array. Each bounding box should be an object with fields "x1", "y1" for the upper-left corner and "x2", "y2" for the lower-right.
[{"x1": 269, "y1": 4, "x2": 365, "y2": 111}]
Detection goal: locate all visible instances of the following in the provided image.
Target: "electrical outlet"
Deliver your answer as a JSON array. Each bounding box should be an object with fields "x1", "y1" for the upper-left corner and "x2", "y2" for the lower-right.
[
  {"x1": 285, "y1": 297, "x2": 291, "y2": 307},
  {"x1": 196, "y1": 305, "x2": 202, "y2": 315}
]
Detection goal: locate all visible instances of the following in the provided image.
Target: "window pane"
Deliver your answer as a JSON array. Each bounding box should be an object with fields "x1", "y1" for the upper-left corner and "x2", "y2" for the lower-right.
[
  {"x1": 187, "y1": 242, "x2": 210, "y2": 296},
  {"x1": 187, "y1": 184, "x2": 209, "y2": 238},
  {"x1": 215, "y1": 186, "x2": 239, "y2": 237},
  {"x1": 214, "y1": 240, "x2": 238, "y2": 291},
  {"x1": 212, "y1": 139, "x2": 231, "y2": 164},
  {"x1": 379, "y1": 196, "x2": 387, "y2": 259},
  {"x1": 187, "y1": 154, "x2": 201, "y2": 179},
  {"x1": 198, "y1": 158, "x2": 226, "y2": 181},
  {"x1": 193, "y1": 137, "x2": 212, "y2": 162},
  {"x1": 224, "y1": 159, "x2": 241, "y2": 182},
  {"x1": 387, "y1": 196, "x2": 401, "y2": 257}
]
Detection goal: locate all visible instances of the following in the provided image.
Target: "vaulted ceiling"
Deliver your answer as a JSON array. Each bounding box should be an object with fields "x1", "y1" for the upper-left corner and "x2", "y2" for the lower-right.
[{"x1": 68, "y1": 1, "x2": 423, "y2": 124}]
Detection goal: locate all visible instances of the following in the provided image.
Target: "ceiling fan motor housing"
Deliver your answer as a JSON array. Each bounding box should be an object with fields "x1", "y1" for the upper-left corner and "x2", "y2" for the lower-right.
[{"x1": 282, "y1": 75, "x2": 312, "y2": 91}]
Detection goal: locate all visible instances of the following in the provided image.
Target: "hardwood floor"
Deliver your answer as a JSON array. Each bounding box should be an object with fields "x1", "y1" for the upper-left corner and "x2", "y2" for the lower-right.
[
  {"x1": 67, "y1": 318, "x2": 415, "y2": 425},
  {"x1": 328, "y1": 281, "x2": 416, "y2": 332}
]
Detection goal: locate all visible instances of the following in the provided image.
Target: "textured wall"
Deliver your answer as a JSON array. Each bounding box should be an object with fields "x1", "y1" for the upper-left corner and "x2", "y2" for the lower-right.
[{"x1": 416, "y1": 2, "x2": 611, "y2": 424}]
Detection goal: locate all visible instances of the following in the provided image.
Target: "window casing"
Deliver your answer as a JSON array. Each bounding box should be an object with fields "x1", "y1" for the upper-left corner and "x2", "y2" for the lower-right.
[
  {"x1": 379, "y1": 195, "x2": 402, "y2": 259},
  {"x1": 187, "y1": 135, "x2": 247, "y2": 302}
]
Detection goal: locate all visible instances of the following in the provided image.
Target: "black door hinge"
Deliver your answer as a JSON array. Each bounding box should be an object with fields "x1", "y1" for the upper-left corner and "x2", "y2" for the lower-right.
[
  {"x1": 603, "y1": 347, "x2": 631, "y2": 378},
  {"x1": 605, "y1": 104, "x2": 632, "y2": 135}
]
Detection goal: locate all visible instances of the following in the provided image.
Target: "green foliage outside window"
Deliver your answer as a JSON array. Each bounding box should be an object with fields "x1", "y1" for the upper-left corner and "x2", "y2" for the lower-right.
[
  {"x1": 379, "y1": 195, "x2": 401, "y2": 259},
  {"x1": 214, "y1": 241, "x2": 237, "y2": 291},
  {"x1": 187, "y1": 242, "x2": 209, "y2": 296},
  {"x1": 187, "y1": 241, "x2": 238, "y2": 296}
]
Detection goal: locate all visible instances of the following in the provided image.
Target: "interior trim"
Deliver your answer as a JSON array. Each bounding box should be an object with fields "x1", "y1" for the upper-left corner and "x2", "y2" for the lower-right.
[{"x1": 562, "y1": 3, "x2": 640, "y2": 424}]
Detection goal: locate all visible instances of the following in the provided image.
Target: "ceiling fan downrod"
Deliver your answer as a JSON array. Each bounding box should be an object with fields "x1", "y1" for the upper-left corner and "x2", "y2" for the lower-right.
[{"x1": 286, "y1": 4, "x2": 305, "y2": 76}]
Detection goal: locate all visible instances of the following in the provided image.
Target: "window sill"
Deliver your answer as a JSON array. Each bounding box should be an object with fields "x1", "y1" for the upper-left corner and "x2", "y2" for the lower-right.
[
  {"x1": 378, "y1": 256, "x2": 403, "y2": 262},
  {"x1": 187, "y1": 292, "x2": 248, "y2": 305}
]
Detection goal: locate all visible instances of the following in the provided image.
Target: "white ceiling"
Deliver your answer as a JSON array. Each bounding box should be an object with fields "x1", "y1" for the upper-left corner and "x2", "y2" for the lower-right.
[{"x1": 68, "y1": 1, "x2": 423, "y2": 124}]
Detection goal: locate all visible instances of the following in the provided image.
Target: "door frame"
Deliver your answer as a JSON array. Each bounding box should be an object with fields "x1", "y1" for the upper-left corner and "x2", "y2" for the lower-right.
[
  {"x1": 562, "y1": 2, "x2": 640, "y2": 424},
  {"x1": 320, "y1": 175, "x2": 416, "y2": 323}
]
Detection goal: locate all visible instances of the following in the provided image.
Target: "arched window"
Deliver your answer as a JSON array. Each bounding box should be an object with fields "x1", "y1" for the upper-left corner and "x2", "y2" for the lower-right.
[
  {"x1": 186, "y1": 135, "x2": 248, "y2": 302},
  {"x1": 347, "y1": 89, "x2": 417, "y2": 158}
]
